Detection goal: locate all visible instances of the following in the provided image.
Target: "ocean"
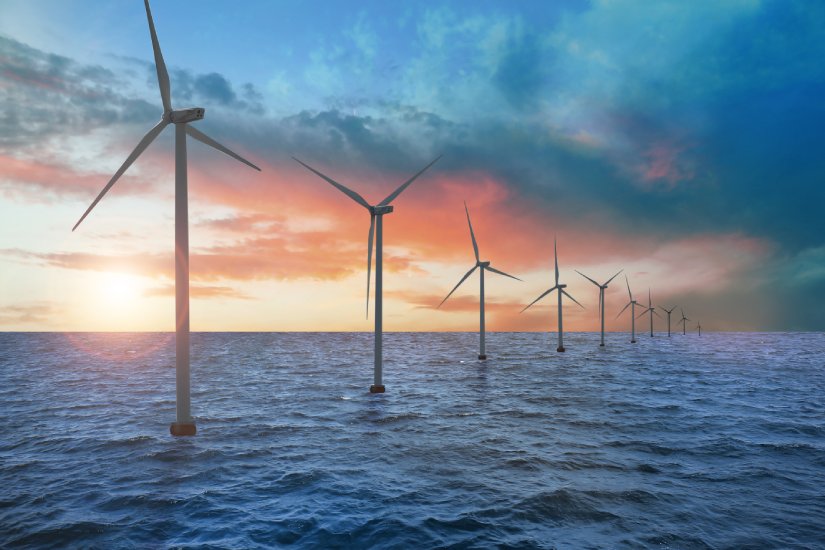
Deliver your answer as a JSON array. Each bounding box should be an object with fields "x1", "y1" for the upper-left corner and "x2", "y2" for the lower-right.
[{"x1": 0, "y1": 332, "x2": 823, "y2": 548}]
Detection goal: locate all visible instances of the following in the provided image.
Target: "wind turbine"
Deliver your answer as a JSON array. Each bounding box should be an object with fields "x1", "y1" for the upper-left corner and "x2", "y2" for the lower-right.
[
  {"x1": 616, "y1": 275, "x2": 642, "y2": 343},
  {"x1": 576, "y1": 269, "x2": 623, "y2": 347},
  {"x1": 292, "y1": 156, "x2": 440, "y2": 392},
  {"x1": 439, "y1": 202, "x2": 522, "y2": 359},
  {"x1": 696, "y1": 321, "x2": 702, "y2": 336},
  {"x1": 636, "y1": 289, "x2": 661, "y2": 337},
  {"x1": 679, "y1": 308, "x2": 691, "y2": 335},
  {"x1": 72, "y1": 0, "x2": 261, "y2": 436},
  {"x1": 521, "y1": 237, "x2": 583, "y2": 352},
  {"x1": 659, "y1": 305, "x2": 677, "y2": 337}
]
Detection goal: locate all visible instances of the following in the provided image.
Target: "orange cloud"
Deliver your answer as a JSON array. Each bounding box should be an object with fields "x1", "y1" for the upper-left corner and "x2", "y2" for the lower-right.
[
  {"x1": 143, "y1": 284, "x2": 251, "y2": 300},
  {"x1": 0, "y1": 154, "x2": 154, "y2": 200}
]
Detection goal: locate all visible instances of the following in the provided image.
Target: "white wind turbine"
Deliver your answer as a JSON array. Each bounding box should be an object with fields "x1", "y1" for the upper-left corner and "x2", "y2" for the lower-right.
[
  {"x1": 72, "y1": 0, "x2": 261, "y2": 437},
  {"x1": 679, "y1": 308, "x2": 691, "y2": 335},
  {"x1": 659, "y1": 305, "x2": 677, "y2": 337},
  {"x1": 576, "y1": 269, "x2": 623, "y2": 347},
  {"x1": 439, "y1": 202, "x2": 522, "y2": 359},
  {"x1": 292, "y1": 155, "x2": 441, "y2": 392},
  {"x1": 636, "y1": 289, "x2": 661, "y2": 337},
  {"x1": 616, "y1": 275, "x2": 642, "y2": 343},
  {"x1": 521, "y1": 237, "x2": 583, "y2": 352}
]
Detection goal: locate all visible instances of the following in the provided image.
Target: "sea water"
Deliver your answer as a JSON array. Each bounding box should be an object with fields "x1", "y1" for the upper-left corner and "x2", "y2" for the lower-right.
[{"x1": 0, "y1": 332, "x2": 823, "y2": 548}]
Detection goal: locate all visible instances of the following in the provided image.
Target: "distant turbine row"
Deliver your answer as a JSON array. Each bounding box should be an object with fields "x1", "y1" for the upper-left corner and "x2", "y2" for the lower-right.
[{"x1": 434, "y1": 212, "x2": 702, "y2": 358}]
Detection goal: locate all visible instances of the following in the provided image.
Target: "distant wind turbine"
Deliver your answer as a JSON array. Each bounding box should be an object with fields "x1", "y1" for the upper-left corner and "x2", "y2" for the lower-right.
[
  {"x1": 616, "y1": 275, "x2": 642, "y2": 343},
  {"x1": 439, "y1": 202, "x2": 522, "y2": 359},
  {"x1": 576, "y1": 269, "x2": 623, "y2": 347},
  {"x1": 636, "y1": 289, "x2": 661, "y2": 337},
  {"x1": 521, "y1": 237, "x2": 583, "y2": 352},
  {"x1": 292, "y1": 155, "x2": 441, "y2": 392},
  {"x1": 679, "y1": 308, "x2": 691, "y2": 335},
  {"x1": 696, "y1": 321, "x2": 702, "y2": 336},
  {"x1": 72, "y1": 0, "x2": 261, "y2": 437},
  {"x1": 659, "y1": 305, "x2": 677, "y2": 337}
]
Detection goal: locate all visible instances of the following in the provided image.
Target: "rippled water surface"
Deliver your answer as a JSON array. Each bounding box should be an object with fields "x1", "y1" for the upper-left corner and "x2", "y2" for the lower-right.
[{"x1": 1, "y1": 332, "x2": 824, "y2": 548}]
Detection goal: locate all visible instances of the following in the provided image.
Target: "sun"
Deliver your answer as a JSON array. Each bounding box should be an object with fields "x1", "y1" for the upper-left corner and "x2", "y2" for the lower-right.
[{"x1": 101, "y1": 272, "x2": 142, "y2": 306}]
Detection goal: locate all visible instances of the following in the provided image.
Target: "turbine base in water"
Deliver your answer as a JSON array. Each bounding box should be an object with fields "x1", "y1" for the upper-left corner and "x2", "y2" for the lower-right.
[
  {"x1": 631, "y1": 339, "x2": 636, "y2": 343},
  {"x1": 556, "y1": 346, "x2": 565, "y2": 353},
  {"x1": 170, "y1": 421, "x2": 196, "y2": 436},
  {"x1": 478, "y1": 354, "x2": 487, "y2": 360},
  {"x1": 599, "y1": 344, "x2": 605, "y2": 348},
  {"x1": 369, "y1": 385, "x2": 385, "y2": 394}
]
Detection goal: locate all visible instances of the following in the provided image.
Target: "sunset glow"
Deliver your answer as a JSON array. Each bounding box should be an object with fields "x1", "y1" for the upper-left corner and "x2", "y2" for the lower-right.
[{"x1": 1, "y1": 0, "x2": 823, "y2": 332}]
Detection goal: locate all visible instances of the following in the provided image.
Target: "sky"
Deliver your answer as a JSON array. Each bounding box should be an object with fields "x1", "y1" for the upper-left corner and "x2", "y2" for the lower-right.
[{"x1": 1, "y1": 0, "x2": 824, "y2": 332}]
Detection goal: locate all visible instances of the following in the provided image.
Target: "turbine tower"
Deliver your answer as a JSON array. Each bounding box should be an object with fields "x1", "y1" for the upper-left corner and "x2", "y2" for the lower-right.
[
  {"x1": 660, "y1": 306, "x2": 677, "y2": 337},
  {"x1": 73, "y1": 0, "x2": 261, "y2": 436},
  {"x1": 521, "y1": 237, "x2": 583, "y2": 352},
  {"x1": 679, "y1": 308, "x2": 691, "y2": 335},
  {"x1": 576, "y1": 269, "x2": 623, "y2": 347},
  {"x1": 292, "y1": 156, "x2": 440, "y2": 392},
  {"x1": 439, "y1": 202, "x2": 522, "y2": 359},
  {"x1": 636, "y1": 289, "x2": 661, "y2": 337},
  {"x1": 696, "y1": 321, "x2": 702, "y2": 336},
  {"x1": 616, "y1": 275, "x2": 642, "y2": 343}
]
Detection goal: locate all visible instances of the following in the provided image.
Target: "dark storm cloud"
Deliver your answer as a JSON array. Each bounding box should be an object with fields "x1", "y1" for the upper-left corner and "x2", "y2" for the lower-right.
[
  {"x1": 0, "y1": 35, "x2": 157, "y2": 150},
  {"x1": 149, "y1": 66, "x2": 264, "y2": 114},
  {"x1": 492, "y1": 33, "x2": 549, "y2": 109},
  {"x1": 0, "y1": 32, "x2": 267, "y2": 155}
]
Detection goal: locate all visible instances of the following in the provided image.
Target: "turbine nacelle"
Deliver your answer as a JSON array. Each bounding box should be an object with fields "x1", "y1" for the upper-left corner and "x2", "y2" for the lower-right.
[
  {"x1": 478, "y1": 261, "x2": 491, "y2": 268},
  {"x1": 168, "y1": 108, "x2": 205, "y2": 124},
  {"x1": 371, "y1": 205, "x2": 394, "y2": 215},
  {"x1": 558, "y1": 283, "x2": 567, "y2": 289}
]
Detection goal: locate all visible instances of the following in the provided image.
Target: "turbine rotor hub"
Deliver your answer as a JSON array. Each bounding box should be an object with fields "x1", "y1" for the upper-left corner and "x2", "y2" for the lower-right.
[
  {"x1": 558, "y1": 283, "x2": 567, "y2": 289},
  {"x1": 170, "y1": 107, "x2": 205, "y2": 124},
  {"x1": 372, "y1": 205, "x2": 393, "y2": 215},
  {"x1": 479, "y1": 261, "x2": 491, "y2": 267}
]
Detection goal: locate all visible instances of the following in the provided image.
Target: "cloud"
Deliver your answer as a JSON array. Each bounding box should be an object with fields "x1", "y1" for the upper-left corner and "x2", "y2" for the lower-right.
[
  {"x1": 0, "y1": 35, "x2": 157, "y2": 150},
  {"x1": 0, "y1": 303, "x2": 61, "y2": 326},
  {"x1": 164, "y1": 67, "x2": 265, "y2": 114},
  {"x1": 0, "y1": 153, "x2": 155, "y2": 201},
  {"x1": 3, "y1": 0, "x2": 825, "y2": 330},
  {"x1": 143, "y1": 284, "x2": 251, "y2": 300}
]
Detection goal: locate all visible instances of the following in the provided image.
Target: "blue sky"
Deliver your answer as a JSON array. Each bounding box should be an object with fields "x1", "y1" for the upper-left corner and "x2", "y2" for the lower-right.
[{"x1": 1, "y1": 0, "x2": 824, "y2": 331}]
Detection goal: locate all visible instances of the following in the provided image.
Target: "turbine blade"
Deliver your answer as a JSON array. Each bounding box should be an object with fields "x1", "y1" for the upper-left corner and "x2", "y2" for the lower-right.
[
  {"x1": 554, "y1": 236, "x2": 559, "y2": 286},
  {"x1": 438, "y1": 266, "x2": 478, "y2": 308},
  {"x1": 144, "y1": 0, "x2": 171, "y2": 112},
  {"x1": 561, "y1": 289, "x2": 585, "y2": 309},
  {"x1": 464, "y1": 201, "x2": 480, "y2": 262},
  {"x1": 521, "y1": 286, "x2": 557, "y2": 313},
  {"x1": 366, "y1": 214, "x2": 375, "y2": 319},
  {"x1": 292, "y1": 157, "x2": 371, "y2": 210},
  {"x1": 616, "y1": 301, "x2": 631, "y2": 319},
  {"x1": 636, "y1": 309, "x2": 649, "y2": 320},
  {"x1": 73, "y1": 120, "x2": 168, "y2": 231},
  {"x1": 575, "y1": 270, "x2": 601, "y2": 288},
  {"x1": 379, "y1": 155, "x2": 441, "y2": 206},
  {"x1": 186, "y1": 126, "x2": 260, "y2": 171},
  {"x1": 605, "y1": 269, "x2": 624, "y2": 286},
  {"x1": 625, "y1": 274, "x2": 632, "y2": 301},
  {"x1": 485, "y1": 265, "x2": 522, "y2": 281},
  {"x1": 653, "y1": 310, "x2": 663, "y2": 319}
]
